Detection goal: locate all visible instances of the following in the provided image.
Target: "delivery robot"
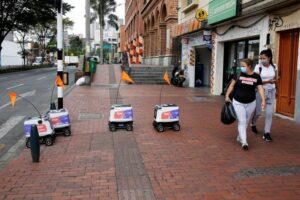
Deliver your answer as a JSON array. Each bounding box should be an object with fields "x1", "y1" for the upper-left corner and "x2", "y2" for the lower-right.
[
  {"x1": 24, "y1": 116, "x2": 55, "y2": 148},
  {"x1": 109, "y1": 104, "x2": 133, "y2": 132},
  {"x1": 47, "y1": 108, "x2": 71, "y2": 136},
  {"x1": 153, "y1": 104, "x2": 180, "y2": 132}
]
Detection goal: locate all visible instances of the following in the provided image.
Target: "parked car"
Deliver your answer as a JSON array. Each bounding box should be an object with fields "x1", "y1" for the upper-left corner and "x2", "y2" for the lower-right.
[{"x1": 32, "y1": 57, "x2": 42, "y2": 66}]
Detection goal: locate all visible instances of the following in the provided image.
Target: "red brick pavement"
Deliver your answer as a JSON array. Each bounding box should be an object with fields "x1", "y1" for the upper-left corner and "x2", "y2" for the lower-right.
[{"x1": 0, "y1": 64, "x2": 299, "y2": 200}]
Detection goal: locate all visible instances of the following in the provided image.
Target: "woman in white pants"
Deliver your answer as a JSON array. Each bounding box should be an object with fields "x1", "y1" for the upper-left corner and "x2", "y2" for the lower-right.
[
  {"x1": 251, "y1": 49, "x2": 278, "y2": 142},
  {"x1": 225, "y1": 59, "x2": 265, "y2": 150}
]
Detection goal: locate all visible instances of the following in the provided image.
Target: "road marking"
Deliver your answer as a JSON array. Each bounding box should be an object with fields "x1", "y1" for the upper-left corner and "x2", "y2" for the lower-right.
[
  {"x1": 0, "y1": 90, "x2": 36, "y2": 111},
  {"x1": 6, "y1": 83, "x2": 24, "y2": 90},
  {"x1": 0, "y1": 116, "x2": 25, "y2": 140},
  {"x1": 37, "y1": 76, "x2": 47, "y2": 80},
  {"x1": 0, "y1": 77, "x2": 8, "y2": 80}
]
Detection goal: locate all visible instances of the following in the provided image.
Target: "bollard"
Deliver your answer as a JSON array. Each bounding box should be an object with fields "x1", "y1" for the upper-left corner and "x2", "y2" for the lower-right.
[{"x1": 30, "y1": 124, "x2": 40, "y2": 163}]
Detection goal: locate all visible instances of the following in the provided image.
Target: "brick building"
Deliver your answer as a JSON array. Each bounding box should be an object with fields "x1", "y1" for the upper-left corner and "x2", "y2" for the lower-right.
[
  {"x1": 141, "y1": 0, "x2": 178, "y2": 66},
  {"x1": 118, "y1": 25, "x2": 126, "y2": 56},
  {"x1": 125, "y1": 0, "x2": 144, "y2": 64}
]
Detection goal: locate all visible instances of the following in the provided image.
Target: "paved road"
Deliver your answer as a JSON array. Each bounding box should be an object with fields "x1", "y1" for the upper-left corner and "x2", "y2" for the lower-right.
[{"x1": 0, "y1": 66, "x2": 77, "y2": 167}]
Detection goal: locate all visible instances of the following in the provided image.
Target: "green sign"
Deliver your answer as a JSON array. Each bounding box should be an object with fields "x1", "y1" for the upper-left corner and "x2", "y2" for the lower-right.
[{"x1": 208, "y1": 0, "x2": 238, "y2": 25}]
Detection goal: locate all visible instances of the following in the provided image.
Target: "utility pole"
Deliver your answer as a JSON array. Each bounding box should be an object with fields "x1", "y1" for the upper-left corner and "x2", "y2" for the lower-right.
[
  {"x1": 57, "y1": 0, "x2": 64, "y2": 109},
  {"x1": 85, "y1": 0, "x2": 91, "y2": 57}
]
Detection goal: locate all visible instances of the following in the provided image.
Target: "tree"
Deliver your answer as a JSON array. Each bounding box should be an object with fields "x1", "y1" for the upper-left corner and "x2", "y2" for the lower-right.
[
  {"x1": 0, "y1": 0, "x2": 73, "y2": 66},
  {"x1": 90, "y1": 0, "x2": 119, "y2": 64},
  {"x1": 15, "y1": 30, "x2": 31, "y2": 66},
  {"x1": 67, "y1": 36, "x2": 84, "y2": 56}
]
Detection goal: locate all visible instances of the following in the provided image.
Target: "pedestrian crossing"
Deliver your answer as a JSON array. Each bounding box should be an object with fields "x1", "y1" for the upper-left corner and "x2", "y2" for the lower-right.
[{"x1": 0, "y1": 116, "x2": 25, "y2": 140}]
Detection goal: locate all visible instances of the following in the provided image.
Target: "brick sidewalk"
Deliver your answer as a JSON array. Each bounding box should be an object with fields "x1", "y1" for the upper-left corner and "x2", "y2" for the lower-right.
[{"x1": 0, "y1": 64, "x2": 300, "y2": 200}]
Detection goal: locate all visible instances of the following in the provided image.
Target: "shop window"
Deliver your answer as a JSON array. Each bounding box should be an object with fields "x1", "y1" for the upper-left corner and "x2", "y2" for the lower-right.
[
  {"x1": 187, "y1": 0, "x2": 193, "y2": 5},
  {"x1": 222, "y1": 38, "x2": 259, "y2": 95}
]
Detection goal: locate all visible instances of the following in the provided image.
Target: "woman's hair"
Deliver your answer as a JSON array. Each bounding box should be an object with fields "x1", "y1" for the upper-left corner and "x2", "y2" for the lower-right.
[
  {"x1": 241, "y1": 58, "x2": 254, "y2": 69},
  {"x1": 260, "y1": 49, "x2": 275, "y2": 68}
]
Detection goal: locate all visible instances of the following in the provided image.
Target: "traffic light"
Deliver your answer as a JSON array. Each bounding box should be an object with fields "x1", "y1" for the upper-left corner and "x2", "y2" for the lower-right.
[{"x1": 48, "y1": 0, "x2": 62, "y2": 12}]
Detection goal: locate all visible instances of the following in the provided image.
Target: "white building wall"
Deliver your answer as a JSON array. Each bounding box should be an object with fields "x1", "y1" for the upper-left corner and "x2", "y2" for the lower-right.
[{"x1": 1, "y1": 40, "x2": 23, "y2": 66}]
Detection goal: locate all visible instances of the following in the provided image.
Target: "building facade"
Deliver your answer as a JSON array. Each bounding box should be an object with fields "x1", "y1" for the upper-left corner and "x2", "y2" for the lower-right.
[
  {"x1": 125, "y1": 0, "x2": 144, "y2": 64},
  {"x1": 175, "y1": 0, "x2": 211, "y2": 88},
  {"x1": 141, "y1": 0, "x2": 178, "y2": 66},
  {"x1": 209, "y1": 0, "x2": 300, "y2": 122}
]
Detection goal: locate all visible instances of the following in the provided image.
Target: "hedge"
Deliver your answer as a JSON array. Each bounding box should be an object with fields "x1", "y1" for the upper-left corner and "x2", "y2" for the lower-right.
[{"x1": 0, "y1": 64, "x2": 52, "y2": 74}]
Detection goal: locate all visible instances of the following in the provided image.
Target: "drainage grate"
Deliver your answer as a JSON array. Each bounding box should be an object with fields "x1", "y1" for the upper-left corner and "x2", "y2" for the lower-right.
[
  {"x1": 234, "y1": 166, "x2": 300, "y2": 179},
  {"x1": 188, "y1": 96, "x2": 213, "y2": 102},
  {"x1": 78, "y1": 113, "x2": 103, "y2": 120},
  {"x1": 93, "y1": 84, "x2": 120, "y2": 89}
]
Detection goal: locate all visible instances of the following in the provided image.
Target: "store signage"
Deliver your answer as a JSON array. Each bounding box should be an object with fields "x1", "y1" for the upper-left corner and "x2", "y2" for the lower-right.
[
  {"x1": 208, "y1": 0, "x2": 238, "y2": 25},
  {"x1": 195, "y1": 8, "x2": 208, "y2": 22}
]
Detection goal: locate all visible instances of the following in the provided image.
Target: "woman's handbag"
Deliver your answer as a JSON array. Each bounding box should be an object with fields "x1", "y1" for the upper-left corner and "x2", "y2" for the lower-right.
[{"x1": 221, "y1": 102, "x2": 237, "y2": 125}]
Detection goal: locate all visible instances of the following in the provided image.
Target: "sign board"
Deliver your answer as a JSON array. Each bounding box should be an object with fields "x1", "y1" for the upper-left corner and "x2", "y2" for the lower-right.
[
  {"x1": 208, "y1": 0, "x2": 238, "y2": 25},
  {"x1": 195, "y1": 8, "x2": 208, "y2": 22}
]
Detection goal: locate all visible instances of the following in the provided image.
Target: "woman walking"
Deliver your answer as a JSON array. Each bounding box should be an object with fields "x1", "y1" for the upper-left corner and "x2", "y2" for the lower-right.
[
  {"x1": 225, "y1": 59, "x2": 265, "y2": 150},
  {"x1": 251, "y1": 49, "x2": 278, "y2": 142}
]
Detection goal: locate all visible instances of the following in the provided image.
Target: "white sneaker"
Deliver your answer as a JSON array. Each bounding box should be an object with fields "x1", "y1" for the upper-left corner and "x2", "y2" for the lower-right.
[{"x1": 241, "y1": 143, "x2": 249, "y2": 150}]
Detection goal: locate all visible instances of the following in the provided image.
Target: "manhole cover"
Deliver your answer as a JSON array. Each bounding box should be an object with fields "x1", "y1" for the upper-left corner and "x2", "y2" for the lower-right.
[
  {"x1": 234, "y1": 166, "x2": 300, "y2": 179},
  {"x1": 78, "y1": 113, "x2": 103, "y2": 120}
]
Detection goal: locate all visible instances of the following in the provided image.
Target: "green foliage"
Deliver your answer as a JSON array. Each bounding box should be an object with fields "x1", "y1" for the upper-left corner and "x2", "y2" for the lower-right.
[{"x1": 0, "y1": 64, "x2": 52, "y2": 74}]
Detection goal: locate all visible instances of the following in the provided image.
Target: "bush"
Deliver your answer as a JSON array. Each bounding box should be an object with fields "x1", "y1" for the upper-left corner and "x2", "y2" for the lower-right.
[{"x1": 0, "y1": 64, "x2": 52, "y2": 74}]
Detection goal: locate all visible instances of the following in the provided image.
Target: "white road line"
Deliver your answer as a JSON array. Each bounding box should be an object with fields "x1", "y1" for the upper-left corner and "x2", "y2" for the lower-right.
[
  {"x1": 0, "y1": 77, "x2": 8, "y2": 80},
  {"x1": 37, "y1": 76, "x2": 47, "y2": 80},
  {"x1": 0, "y1": 90, "x2": 36, "y2": 111},
  {"x1": 0, "y1": 116, "x2": 25, "y2": 140},
  {"x1": 6, "y1": 83, "x2": 24, "y2": 90}
]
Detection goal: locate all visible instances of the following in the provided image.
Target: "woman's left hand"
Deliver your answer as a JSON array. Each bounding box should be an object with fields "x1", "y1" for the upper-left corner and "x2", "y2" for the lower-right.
[{"x1": 261, "y1": 99, "x2": 266, "y2": 110}]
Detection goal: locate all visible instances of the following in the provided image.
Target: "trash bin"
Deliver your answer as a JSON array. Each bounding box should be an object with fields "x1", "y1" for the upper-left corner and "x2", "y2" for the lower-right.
[{"x1": 89, "y1": 57, "x2": 98, "y2": 73}]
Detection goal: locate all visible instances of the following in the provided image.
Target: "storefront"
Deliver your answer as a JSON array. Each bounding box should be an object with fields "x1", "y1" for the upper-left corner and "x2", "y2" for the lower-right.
[
  {"x1": 180, "y1": 31, "x2": 212, "y2": 88},
  {"x1": 268, "y1": 6, "x2": 300, "y2": 122},
  {"x1": 222, "y1": 38, "x2": 260, "y2": 93}
]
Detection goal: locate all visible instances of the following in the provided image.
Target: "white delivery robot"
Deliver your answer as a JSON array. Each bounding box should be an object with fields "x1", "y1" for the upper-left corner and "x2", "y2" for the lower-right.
[
  {"x1": 153, "y1": 104, "x2": 180, "y2": 132},
  {"x1": 47, "y1": 108, "x2": 71, "y2": 136},
  {"x1": 24, "y1": 116, "x2": 55, "y2": 148},
  {"x1": 109, "y1": 104, "x2": 133, "y2": 132}
]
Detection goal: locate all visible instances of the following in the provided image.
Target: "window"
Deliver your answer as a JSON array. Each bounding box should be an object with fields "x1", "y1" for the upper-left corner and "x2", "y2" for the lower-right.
[{"x1": 187, "y1": 0, "x2": 193, "y2": 5}]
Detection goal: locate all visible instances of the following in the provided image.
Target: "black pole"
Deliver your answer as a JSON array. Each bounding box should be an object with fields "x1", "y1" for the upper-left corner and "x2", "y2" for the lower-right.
[
  {"x1": 30, "y1": 125, "x2": 40, "y2": 163},
  {"x1": 159, "y1": 84, "x2": 164, "y2": 105}
]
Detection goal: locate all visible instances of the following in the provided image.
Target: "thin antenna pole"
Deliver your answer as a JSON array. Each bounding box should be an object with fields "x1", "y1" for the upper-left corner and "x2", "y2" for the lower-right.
[
  {"x1": 115, "y1": 78, "x2": 122, "y2": 104},
  {"x1": 159, "y1": 84, "x2": 164, "y2": 105},
  {"x1": 17, "y1": 95, "x2": 42, "y2": 118}
]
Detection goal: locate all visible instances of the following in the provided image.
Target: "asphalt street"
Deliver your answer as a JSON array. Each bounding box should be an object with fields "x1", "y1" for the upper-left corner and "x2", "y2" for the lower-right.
[{"x1": 0, "y1": 66, "x2": 77, "y2": 168}]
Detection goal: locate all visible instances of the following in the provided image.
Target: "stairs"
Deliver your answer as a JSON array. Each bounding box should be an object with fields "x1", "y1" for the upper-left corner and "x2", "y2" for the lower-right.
[{"x1": 128, "y1": 66, "x2": 173, "y2": 84}]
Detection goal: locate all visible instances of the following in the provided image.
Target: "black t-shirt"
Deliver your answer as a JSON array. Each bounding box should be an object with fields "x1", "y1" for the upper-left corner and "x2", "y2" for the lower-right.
[{"x1": 233, "y1": 72, "x2": 262, "y2": 104}]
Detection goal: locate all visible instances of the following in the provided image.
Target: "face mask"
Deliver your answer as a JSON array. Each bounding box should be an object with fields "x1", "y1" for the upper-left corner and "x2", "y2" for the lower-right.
[
  {"x1": 240, "y1": 67, "x2": 247, "y2": 73},
  {"x1": 260, "y1": 59, "x2": 269, "y2": 66}
]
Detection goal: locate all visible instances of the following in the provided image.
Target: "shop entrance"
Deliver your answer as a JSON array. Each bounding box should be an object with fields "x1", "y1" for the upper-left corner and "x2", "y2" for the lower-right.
[
  {"x1": 222, "y1": 38, "x2": 260, "y2": 94},
  {"x1": 195, "y1": 47, "x2": 211, "y2": 87},
  {"x1": 276, "y1": 29, "x2": 299, "y2": 117}
]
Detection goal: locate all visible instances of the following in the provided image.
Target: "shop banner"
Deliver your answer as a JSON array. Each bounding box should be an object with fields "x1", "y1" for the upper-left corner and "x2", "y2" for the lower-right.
[{"x1": 208, "y1": 0, "x2": 238, "y2": 25}]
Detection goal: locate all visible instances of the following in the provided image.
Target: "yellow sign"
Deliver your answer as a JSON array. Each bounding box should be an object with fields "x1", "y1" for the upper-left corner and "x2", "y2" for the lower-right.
[{"x1": 195, "y1": 8, "x2": 208, "y2": 22}]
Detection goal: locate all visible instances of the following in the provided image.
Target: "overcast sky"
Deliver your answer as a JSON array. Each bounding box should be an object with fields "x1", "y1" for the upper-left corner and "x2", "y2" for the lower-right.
[{"x1": 64, "y1": 0, "x2": 125, "y2": 37}]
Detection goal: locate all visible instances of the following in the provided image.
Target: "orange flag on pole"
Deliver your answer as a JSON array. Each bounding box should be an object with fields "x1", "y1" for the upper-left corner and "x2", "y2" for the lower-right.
[
  {"x1": 163, "y1": 71, "x2": 171, "y2": 85},
  {"x1": 121, "y1": 71, "x2": 134, "y2": 83},
  {"x1": 55, "y1": 75, "x2": 65, "y2": 88},
  {"x1": 8, "y1": 91, "x2": 17, "y2": 108}
]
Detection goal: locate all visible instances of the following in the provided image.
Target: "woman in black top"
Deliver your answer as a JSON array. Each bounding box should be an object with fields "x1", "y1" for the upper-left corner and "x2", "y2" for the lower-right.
[{"x1": 225, "y1": 59, "x2": 265, "y2": 150}]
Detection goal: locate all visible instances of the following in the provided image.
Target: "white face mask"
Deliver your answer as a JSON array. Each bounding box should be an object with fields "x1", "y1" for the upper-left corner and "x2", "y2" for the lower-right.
[
  {"x1": 240, "y1": 67, "x2": 247, "y2": 73},
  {"x1": 260, "y1": 59, "x2": 269, "y2": 66}
]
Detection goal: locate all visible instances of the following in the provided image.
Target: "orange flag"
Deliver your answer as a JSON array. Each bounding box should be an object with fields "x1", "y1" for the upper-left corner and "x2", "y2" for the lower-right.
[
  {"x1": 55, "y1": 76, "x2": 65, "y2": 88},
  {"x1": 121, "y1": 71, "x2": 134, "y2": 83},
  {"x1": 163, "y1": 71, "x2": 171, "y2": 85},
  {"x1": 8, "y1": 91, "x2": 17, "y2": 108}
]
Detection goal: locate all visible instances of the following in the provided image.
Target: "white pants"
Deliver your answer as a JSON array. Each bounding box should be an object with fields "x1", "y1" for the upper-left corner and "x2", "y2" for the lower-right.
[
  {"x1": 233, "y1": 99, "x2": 256, "y2": 144},
  {"x1": 252, "y1": 88, "x2": 276, "y2": 133}
]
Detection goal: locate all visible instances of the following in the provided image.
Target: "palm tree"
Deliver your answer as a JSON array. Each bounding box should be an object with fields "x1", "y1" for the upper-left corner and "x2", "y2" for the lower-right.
[{"x1": 90, "y1": 0, "x2": 119, "y2": 64}]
